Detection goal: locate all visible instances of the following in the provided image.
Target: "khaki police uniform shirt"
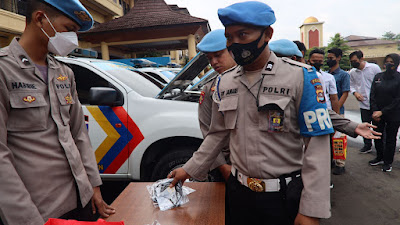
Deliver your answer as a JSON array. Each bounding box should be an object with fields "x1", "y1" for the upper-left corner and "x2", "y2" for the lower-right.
[
  {"x1": 198, "y1": 78, "x2": 230, "y2": 170},
  {"x1": 0, "y1": 38, "x2": 102, "y2": 225},
  {"x1": 328, "y1": 109, "x2": 358, "y2": 136},
  {"x1": 184, "y1": 52, "x2": 333, "y2": 218}
]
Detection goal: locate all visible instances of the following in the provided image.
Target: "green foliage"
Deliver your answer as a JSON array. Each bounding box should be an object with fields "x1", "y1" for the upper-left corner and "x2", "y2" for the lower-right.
[
  {"x1": 382, "y1": 31, "x2": 400, "y2": 40},
  {"x1": 326, "y1": 33, "x2": 351, "y2": 71}
]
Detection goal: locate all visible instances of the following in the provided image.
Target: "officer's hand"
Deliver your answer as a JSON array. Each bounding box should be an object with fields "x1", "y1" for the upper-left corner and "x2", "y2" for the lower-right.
[
  {"x1": 168, "y1": 167, "x2": 191, "y2": 188},
  {"x1": 294, "y1": 213, "x2": 319, "y2": 225},
  {"x1": 355, "y1": 123, "x2": 381, "y2": 140},
  {"x1": 353, "y1": 92, "x2": 364, "y2": 101},
  {"x1": 91, "y1": 186, "x2": 116, "y2": 218},
  {"x1": 218, "y1": 164, "x2": 232, "y2": 181}
]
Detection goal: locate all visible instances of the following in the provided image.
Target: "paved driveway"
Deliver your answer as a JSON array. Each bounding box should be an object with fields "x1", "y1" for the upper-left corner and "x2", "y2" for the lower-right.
[{"x1": 322, "y1": 109, "x2": 400, "y2": 225}]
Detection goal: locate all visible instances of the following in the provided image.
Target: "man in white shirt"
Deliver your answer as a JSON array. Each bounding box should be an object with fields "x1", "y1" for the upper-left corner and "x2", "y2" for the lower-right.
[
  {"x1": 349, "y1": 50, "x2": 381, "y2": 153},
  {"x1": 320, "y1": 71, "x2": 339, "y2": 112}
]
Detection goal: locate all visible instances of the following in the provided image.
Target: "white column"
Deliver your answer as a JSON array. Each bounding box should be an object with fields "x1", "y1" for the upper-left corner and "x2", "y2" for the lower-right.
[{"x1": 188, "y1": 34, "x2": 197, "y2": 61}]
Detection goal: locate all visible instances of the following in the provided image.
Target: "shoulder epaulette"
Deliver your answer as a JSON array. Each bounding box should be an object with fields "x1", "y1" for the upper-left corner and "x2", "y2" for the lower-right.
[
  {"x1": 281, "y1": 57, "x2": 313, "y2": 71},
  {"x1": 202, "y1": 75, "x2": 218, "y2": 86},
  {"x1": 53, "y1": 56, "x2": 72, "y2": 69}
]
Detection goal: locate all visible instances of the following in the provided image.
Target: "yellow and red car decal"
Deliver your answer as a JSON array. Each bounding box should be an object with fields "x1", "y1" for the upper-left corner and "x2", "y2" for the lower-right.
[{"x1": 86, "y1": 106, "x2": 144, "y2": 174}]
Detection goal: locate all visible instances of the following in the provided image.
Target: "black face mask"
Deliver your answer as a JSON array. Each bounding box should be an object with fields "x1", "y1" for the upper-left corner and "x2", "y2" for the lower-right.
[
  {"x1": 327, "y1": 59, "x2": 337, "y2": 68},
  {"x1": 227, "y1": 30, "x2": 268, "y2": 66},
  {"x1": 351, "y1": 62, "x2": 360, "y2": 68},
  {"x1": 385, "y1": 63, "x2": 395, "y2": 74},
  {"x1": 310, "y1": 62, "x2": 322, "y2": 71}
]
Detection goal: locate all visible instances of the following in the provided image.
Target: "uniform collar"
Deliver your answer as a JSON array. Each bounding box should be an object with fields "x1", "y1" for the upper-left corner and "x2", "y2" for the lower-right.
[
  {"x1": 46, "y1": 55, "x2": 60, "y2": 69},
  {"x1": 233, "y1": 65, "x2": 245, "y2": 78},
  {"x1": 233, "y1": 51, "x2": 278, "y2": 78},
  {"x1": 9, "y1": 38, "x2": 60, "y2": 69}
]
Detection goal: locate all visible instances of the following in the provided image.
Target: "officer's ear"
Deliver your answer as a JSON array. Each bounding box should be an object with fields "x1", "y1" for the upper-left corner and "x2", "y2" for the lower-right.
[
  {"x1": 264, "y1": 27, "x2": 273, "y2": 43},
  {"x1": 32, "y1": 10, "x2": 46, "y2": 28}
]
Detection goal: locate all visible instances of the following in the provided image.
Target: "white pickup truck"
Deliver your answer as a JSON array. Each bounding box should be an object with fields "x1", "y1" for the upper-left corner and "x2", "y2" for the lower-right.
[{"x1": 57, "y1": 53, "x2": 219, "y2": 181}]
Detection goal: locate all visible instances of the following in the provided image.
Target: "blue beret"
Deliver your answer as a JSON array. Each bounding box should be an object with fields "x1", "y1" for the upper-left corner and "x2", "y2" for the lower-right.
[
  {"x1": 197, "y1": 29, "x2": 227, "y2": 53},
  {"x1": 269, "y1": 39, "x2": 303, "y2": 58},
  {"x1": 42, "y1": 0, "x2": 94, "y2": 31},
  {"x1": 218, "y1": 1, "x2": 276, "y2": 27}
]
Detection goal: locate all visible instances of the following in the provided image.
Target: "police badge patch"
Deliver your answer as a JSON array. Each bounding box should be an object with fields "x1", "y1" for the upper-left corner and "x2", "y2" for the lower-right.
[
  {"x1": 23, "y1": 95, "x2": 36, "y2": 103},
  {"x1": 199, "y1": 91, "x2": 205, "y2": 104},
  {"x1": 74, "y1": 10, "x2": 92, "y2": 21},
  {"x1": 211, "y1": 86, "x2": 216, "y2": 92},
  {"x1": 57, "y1": 74, "x2": 68, "y2": 81},
  {"x1": 310, "y1": 78, "x2": 325, "y2": 103},
  {"x1": 267, "y1": 110, "x2": 284, "y2": 132},
  {"x1": 314, "y1": 84, "x2": 325, "y2": 103},
  {"x1": 65, "y1": 94, "x2": 73, "y2": 104}
]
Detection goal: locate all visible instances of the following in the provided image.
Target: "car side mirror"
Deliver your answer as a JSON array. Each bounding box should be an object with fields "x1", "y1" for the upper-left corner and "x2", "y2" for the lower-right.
[{"x1": 89, "y1": 87, "x2": 122, "y2": 106}]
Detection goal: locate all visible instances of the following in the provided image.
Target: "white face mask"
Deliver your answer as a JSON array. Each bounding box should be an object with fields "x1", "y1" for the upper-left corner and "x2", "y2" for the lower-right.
[{"x1": 41, "y1": 14, "x2": 78, "y2": 56}]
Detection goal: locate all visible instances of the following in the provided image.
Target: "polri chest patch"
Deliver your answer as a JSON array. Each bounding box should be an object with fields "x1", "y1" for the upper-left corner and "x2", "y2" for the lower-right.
[{"x1": 267, "y1": 110, "x2": 284, "y2": 132}]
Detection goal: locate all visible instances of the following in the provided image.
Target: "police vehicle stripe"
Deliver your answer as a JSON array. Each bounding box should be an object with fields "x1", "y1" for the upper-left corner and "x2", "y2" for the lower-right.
[
  {"x1": 103, "y1": 107, "x2": 144, "y2": 174},
  {"x1": 86, "y1": 106, "x2": 120, "y2": 163},
  {"x1": 96, "y1": 106, "x2": 132, "y2": 174},
  {"x1": 85, "y1": 106, "x2": 145, "y2": 174}
]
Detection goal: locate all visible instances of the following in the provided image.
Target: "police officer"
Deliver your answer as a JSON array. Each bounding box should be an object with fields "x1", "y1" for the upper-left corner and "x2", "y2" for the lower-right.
[
  {"x1": 0, "y1": 0, "x2": 114, "y2": 224},
  {"x1": 269, "y1": 39, "x2": 304, "y2": 61},
  {"x1": 169, "y1": 2, "x2": 334, "y2": 225},
  {"x1": 196, "y1": 29, "x2": 236, "y2": 180},
  {"x1": 169, "y1": 2, "x2": 381, "y2": 224},
  {"x1": 269, "y1": 39, "x2": 381, "y2": 189},
  {"x1": 269, "y1": 39, "x2": 380, "y2": 138}
]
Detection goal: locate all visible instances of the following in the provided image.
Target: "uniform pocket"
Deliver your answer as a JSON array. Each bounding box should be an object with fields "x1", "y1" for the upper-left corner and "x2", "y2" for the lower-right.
[
  {"x1": 218, "y1": 96, "x2": 238, "y2": 130},
  {"x1": 258, "y1": 95, "x2": 291, "y2": 132},
  {"x1": 8, "y1": 92, "x2": 47, "y2": 131},
  {"x1": 56, "y1": 90, "x2": 75, "y2": 126}
]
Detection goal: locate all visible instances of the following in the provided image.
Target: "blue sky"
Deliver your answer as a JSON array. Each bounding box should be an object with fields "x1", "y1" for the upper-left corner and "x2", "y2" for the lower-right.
[{"x1": 165, "y1": 0, "x2": 400, "y2": 46}]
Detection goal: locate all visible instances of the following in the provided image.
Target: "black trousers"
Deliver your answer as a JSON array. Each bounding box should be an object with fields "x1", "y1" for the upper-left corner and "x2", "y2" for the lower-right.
[
  {"x1": 59, "y1": 200, "x2": 97, "y2": 221},
  {"x1": 225, "y1": 173, "x2": 301, "y2": 225},
  {"x1": 360, "y1": 108, "x2": 373, "y2": 148},
  {"x1": 373, "y1": 119, "x2": 400, "y2": 164}
]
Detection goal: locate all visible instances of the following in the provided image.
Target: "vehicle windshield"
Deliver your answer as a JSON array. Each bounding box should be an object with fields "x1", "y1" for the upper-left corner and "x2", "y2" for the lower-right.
[
  {"x1": 160, "y1": 70, "x2": 177, "y2": 80},
  {"x1": 91, "y1": 61, "x2": 161, "y2": 97}
]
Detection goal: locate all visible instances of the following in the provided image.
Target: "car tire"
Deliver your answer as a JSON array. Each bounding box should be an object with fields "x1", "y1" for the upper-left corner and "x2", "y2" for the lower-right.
[
  {"x1": 150, "y1": 148, "x2": 195, "y2": 181},
  {"x1": 150, "y1": 148, "x2": 225, "y2": 182}
]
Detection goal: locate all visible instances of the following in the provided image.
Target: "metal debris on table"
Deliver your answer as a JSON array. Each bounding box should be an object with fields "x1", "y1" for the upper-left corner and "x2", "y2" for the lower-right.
[{"x1": 146, "y1": 178, "x2": 195, "y2": 211}]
